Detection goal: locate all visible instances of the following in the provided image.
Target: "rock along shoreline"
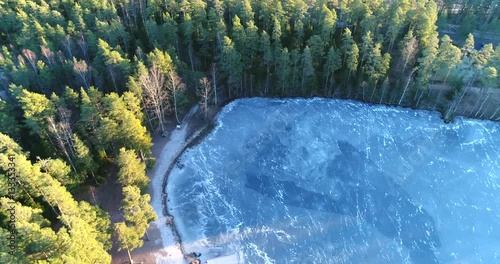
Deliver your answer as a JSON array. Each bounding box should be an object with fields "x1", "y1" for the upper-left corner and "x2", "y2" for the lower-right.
[{"x1": 160, "y1": 115, "x2": 217, "y2": 263}]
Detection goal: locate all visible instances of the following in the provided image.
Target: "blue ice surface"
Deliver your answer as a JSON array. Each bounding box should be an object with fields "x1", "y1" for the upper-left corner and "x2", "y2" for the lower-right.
[{"x1": 166, "y1": 98, "x2": 500, "y2": 264}]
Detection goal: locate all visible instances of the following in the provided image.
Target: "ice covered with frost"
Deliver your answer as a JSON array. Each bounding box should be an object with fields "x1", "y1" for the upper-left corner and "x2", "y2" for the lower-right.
[{"x1": 166, "y1": 98, "x2": 500, "y2": 263}]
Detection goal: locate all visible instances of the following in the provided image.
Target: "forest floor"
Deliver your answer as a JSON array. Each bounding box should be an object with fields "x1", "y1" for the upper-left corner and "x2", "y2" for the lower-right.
[{"x1": 426, "y1": 85, "x2": 500, "y2": 121}]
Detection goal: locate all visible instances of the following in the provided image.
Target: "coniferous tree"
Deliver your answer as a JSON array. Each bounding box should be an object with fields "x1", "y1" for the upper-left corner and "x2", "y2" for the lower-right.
[
  {"x1": 79, "y1": 87, "x2": 106, "y2": 152},
  {"x1": 0, "y1": 135, "x2": 112, "y2": 263},
  {"x1": 260, "y1": 31, "x2": 273, "y2": 95},
  {"x1": 306, "y1": 35, "x2": 325, "y2": 69},
  {"x1": 1, "y1": 4, "x2": 500, "y2": 262},
  {"x1": 114, "y1": 221, "x2": 143, "y2": 264},
  {"x1": 73, "y1": 134, "x2": 100, "y2": 184},
  {"x1": 363, "y1": 43, "x2": 391, "y2": 101},
  {"x1": 276, "y1": 47, "x2": 291, "y2": 95},
  {"x1": 102, "y1": 92, "x2": 152, "y2": 157},
  {"x1": 301, "y1": 46, "x2": 316, "y2": 95},
  {"x1": 13, "y1": 85, "x2": 55, "y2": 139},
  {"x1": 398, "y1": 30, "x2": 419, "y2": 75},
  {"x1": 462, "y1": 33, "x2": 476, "y2": 59},
  {"x1": 414, "y1": 32, "x2": 439, "y2": 107},
  {"x1": 95, "y1": 39, "x2": 131, "y2": 93},
  {"x1": 121, "y1": 185, "x2": 157, "y2": 241},
  {"x1": 117, "y1": 148, "x2": 149, "y2": 191},
  {"x1": 359, "y1": 31, "x2": 374, "y2": 70},
  {"x1": 320, "y1": 5, "x2": 337, "y2": 43},
  {"x1": 324, "y1": 46, "x2": 342, "y2": 95},
  {"x1": 220, "y1": 36, "x2": 243, "y2": 98},
  {"x1": 0, "y1": 198, "x2": 62, "y2": 263},
  {"x1": 341, "y1": 28, "x2": 359, "y2": 84},
  {"x1": 0, "y1": 99, "x2": 19, "y2": 138},
  {"x1": 433, "y1": 35, "x2": 462, "y2": 108}
]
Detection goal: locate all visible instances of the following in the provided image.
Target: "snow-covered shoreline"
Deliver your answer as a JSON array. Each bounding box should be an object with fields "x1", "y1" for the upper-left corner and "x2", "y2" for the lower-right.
[
  {"x1": 149, "y1": 106, "x2": 213, "y2": 264},
  {"x1": 149, "y1": 124, "x2": 189, "y2": 264}
]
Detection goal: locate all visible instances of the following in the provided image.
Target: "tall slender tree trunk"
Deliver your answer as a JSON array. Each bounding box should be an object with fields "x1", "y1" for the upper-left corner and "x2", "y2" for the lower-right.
[
  {"x1": 142, "y1": 100, "x2": 155, "y2": 132},
  {"x1": 243, "y1": 73, "x2": 247, "y2": 97},
  {"x1": 324, "y1": 72, "x2": 330, "y2": 92},
  {"x1": 479, "y1": 99, "x2": 492, "y2": 118},
  {"x1": 489, "y1": 107, "x2": 500, "y2": 119},
  {"x1": 266, "y1": 66, "x2": 270, "y2": 95},
  {"x1": 18, "y1": 179, "x2": 37, "y2": 205},
  {"x1": 470, "y1": 88, "x2": 489, "y2": 116},
  {"x1": 64, "y1": 149, "x2": 78, "y2": 173},
  {"x1": 301, "y1": 68, "x2": 306, "y2": 94},
  {"x1": 390, "y1": 88, "x2": 398, "y2": 104},
  {"x1": 282, "y1": 73, "x2": 286, "y2": 95},
  {"x1": 416, "y1": 89, "x2": 425, "y2": 108},
  {"x1": 127, "y1": 248, "x2": 133, "y2": 264},
  {"x1": 250, "y1": 75, "x2": 254, "y2": 96},
  {"x1": 433, "y1": 68, "x2": 452, "y2": 109},
  {"x1": 173, "y1": 89, "x2": 180, "y2": 124},
  {"x1": 475, "y1": 92, "x2": 490, "y2": 117},
  {"x1": 330, "y1": 74, "x2": 335, "y2": 97},
  {"x1": 389, "y1": 37, "x2": 395, "y2": 53},
  {"x1": 188, "y1": 45, "x2": 195, "y2": 72},
  {"x1": 447, "y1": 73, "x2": 477, "y2": 120},
  {"x1": 38, "y1": 188, "x2": 59, "y2": 217},
  {"x1": 91, "y1": 171, "x2": 99, "y2": 185},
  {"x1": 175, "y1": 37, "x2": 180, "y2": 58},
  {"x1": 362, "y1": 83, "x2": 366, "y2": 100},
  {"x1": 402, "y1": 51, "x2": 413, "y2": 75},
  {"x1": 109, "y1": 68, "x2": 119, "y2": 93},
  {"x1": 380, "y1": 82, "x2": 387, "y2": 104},
  {"x1": 139, "y1": 150, "x2": 146, "y2": 163},
  {"x1": 399, "y1": 70, "x2": 414, "y2": 105},
  {"x1": 90, "y1": 187, "x2": 97, "y2": 204},
  {"x1": 211, "y1": 64, "x2": 218, "y2": 105},
  {"x1": 370, "y1": 80, "x2": 379, "y2": 101}
]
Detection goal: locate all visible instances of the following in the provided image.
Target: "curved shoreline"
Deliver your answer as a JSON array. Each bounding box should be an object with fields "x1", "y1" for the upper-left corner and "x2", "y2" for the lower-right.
[
  {"x1": 160, "y1": 120, "x2": 216, "y2": 263},
  {"x1": 222, "y1": 95, "x2": 500, "y2": 124},
  {"x1": 155, "y1": 96, "x2": 498, "y2": 262}
]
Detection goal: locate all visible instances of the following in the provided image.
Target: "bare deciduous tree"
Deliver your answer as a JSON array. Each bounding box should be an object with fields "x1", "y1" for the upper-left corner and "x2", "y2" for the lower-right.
[
  {"x1": 198, "y1": 77, "x2": 212, "y2": 119},
  {"x1": 211, "y1": 63, "x2": 219, "y2": 106},
  {"x1": 62, "y1": 35, "x2": 73, "y2": 59},
  {"x1": 22, "y1": 49, "x2": 38, "y2": 73},
  {"x1": 47, "y1": 107, "x2": 77, "y2": 172},
  {"x1": 78, "y1": 34, "x2": 89, "y2": 61},
  {"x1": 140, "y1": 64, "x2": 169, "y2": 133},
  {"x1": 399, "y1": 36, "x2": 418, "y2": 74},
  {"x1": 73, "y1": 59, "x2": 91, "y2": 89},
  {"x1": 40, "y1": 46, "x2": 55, "y2": 67},
  {"x1": 166, "y1": 70, "x2": 186, "y2": 125}
]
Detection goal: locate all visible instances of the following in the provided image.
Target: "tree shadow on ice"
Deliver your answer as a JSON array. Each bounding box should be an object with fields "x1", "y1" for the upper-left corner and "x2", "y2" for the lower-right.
[{"x1": 244, "y1": 140, "x2": 441, "y2": 264}]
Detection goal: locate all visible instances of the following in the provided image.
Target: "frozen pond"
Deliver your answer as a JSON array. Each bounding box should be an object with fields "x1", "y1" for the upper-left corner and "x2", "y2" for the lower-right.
[{"x1": 166, "y1": 98, "x2": 500, "y2": 263}]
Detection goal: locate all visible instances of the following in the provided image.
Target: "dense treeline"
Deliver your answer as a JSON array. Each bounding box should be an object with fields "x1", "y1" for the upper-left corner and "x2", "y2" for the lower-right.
[
  {"x1": 0, "y1": 0, "x2": 499, "y2": 262},
  {"x1": 1, "y1": 1, "x2": 499, "y2": 126},
  {"x1": 438, "y1": 0, "x2": 500, "y2": 38}
]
